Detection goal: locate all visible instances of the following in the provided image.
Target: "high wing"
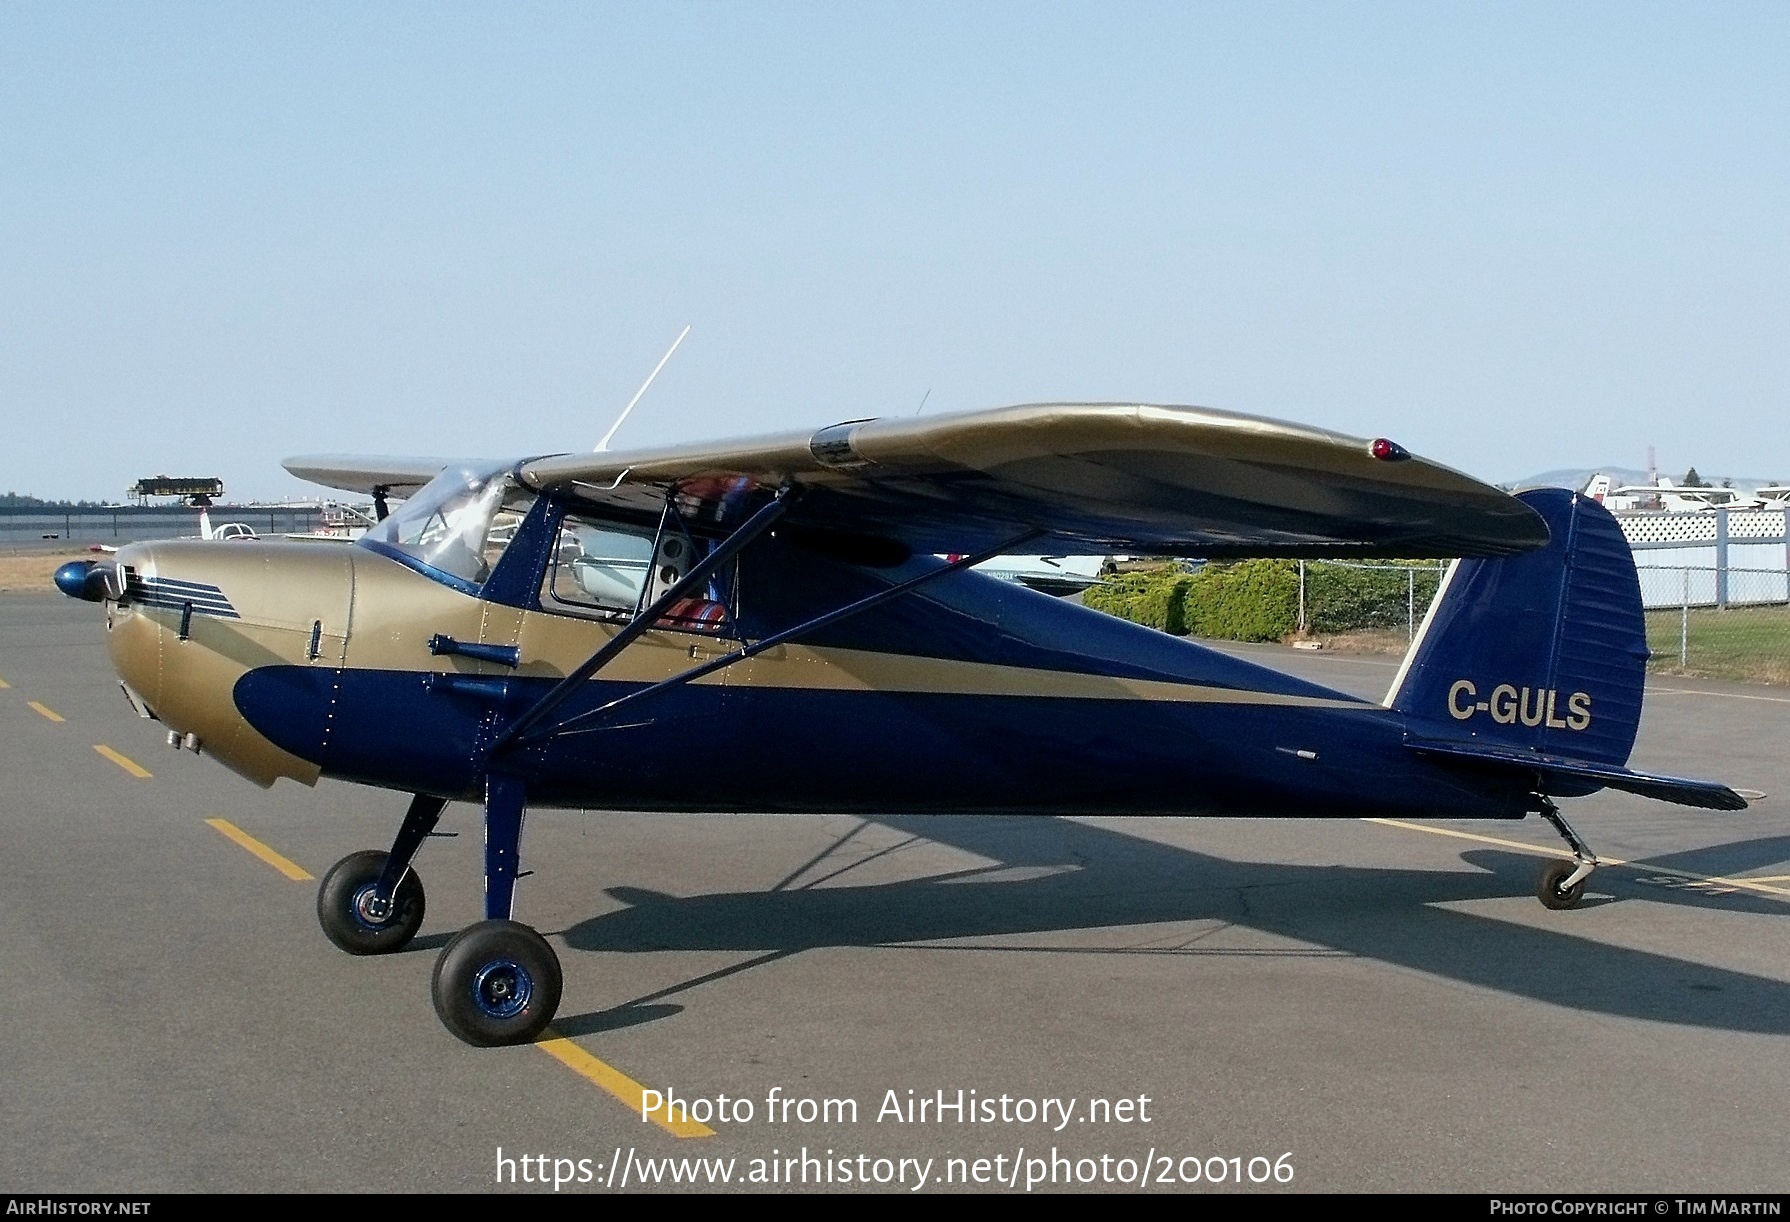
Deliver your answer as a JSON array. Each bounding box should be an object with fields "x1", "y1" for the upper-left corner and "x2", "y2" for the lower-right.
[
  {"x1": 281, "y1": 455, "x2": 466, "y2": 500},
  {"x1": 509, "y1": 403, "x2": 1547, "y2": 558}
]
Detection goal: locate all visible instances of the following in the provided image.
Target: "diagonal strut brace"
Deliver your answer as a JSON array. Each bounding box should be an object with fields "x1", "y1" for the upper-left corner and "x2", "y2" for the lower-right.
[
  {"x1": 512, "y1": 528, "x2": 1046, "y2": 746},
  {"x1": 368, "y1": 792, "x2": 446, "y2": 911},
  {"x1": 489, "y1": 483, "x2": 800, "y2": 755}
]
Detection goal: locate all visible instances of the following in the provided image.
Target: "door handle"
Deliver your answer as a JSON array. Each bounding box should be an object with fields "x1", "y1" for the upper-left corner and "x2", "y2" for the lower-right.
[{"x1": 427, "y1": 634, "x2": 521, "y2": 668}]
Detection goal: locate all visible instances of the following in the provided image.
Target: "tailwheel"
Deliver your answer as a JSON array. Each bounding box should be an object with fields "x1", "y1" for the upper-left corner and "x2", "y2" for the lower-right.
[
  {"x1": 1537, "y1": 858, "x2": 1588, "y2": 910},
  {"x1": 1534, "y1": 796, "x2": 1597, "y2": 911},
  {"x1": 431, "y1": 920, "x2": 562, "y2": 1047},
  {"x1": 317, "y1": 850, "x2": 427, "y2": 954}
]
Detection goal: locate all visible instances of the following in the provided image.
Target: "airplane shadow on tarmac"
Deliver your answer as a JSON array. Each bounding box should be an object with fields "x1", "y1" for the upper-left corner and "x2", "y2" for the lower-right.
[{"x1": 550, "y1": 815, "x2": 1790, "y2": 1038}]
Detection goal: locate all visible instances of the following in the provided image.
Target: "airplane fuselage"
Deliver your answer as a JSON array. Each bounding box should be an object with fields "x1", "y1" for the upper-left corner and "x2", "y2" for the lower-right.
[{"x1": 102, "y1": 533, "x2": 1531, "y2": 823}]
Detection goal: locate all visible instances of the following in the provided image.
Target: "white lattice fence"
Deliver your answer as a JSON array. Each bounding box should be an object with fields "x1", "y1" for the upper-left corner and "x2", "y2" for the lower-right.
[{"x1": 1620, "y1": 510, "x2": 1788, "y2": 609}]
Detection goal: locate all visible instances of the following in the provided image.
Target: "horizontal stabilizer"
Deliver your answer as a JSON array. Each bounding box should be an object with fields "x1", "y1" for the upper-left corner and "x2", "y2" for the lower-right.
[{"x1": 1406, "y1": 738, "x2": 1748, "y2": 811}]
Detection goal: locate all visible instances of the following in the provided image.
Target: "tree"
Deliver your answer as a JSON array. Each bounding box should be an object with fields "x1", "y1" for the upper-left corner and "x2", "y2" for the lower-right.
[
  {"x1": 1681, "y1": 467, "x2": 1707, "y2": 488},
  {"x1": 0, "y1": 492, "x2": 106, "y2": 507}
]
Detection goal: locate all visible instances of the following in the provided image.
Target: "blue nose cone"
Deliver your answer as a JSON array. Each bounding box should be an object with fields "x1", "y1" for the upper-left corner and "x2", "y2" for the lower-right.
[{"x1": 54, "y1": 560, "x2": 106, "y2": 601}]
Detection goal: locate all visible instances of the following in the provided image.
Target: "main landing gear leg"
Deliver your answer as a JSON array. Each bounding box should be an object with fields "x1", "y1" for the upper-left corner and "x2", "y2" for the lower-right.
[
  {"x1": 430, "y1": 773, "x2": 563, "y2": 1046},
  {"x1": 316, "y1": 793, "x2": 444, "y2": 954},
  {"x1": 1535, "y1": 796, "x2": 1598, "y2": 911}
]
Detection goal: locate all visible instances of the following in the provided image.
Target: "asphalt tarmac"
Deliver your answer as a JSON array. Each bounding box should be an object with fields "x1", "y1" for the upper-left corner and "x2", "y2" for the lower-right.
[{"x1": 3, "y1": 590, "x2": 1789, "y2": 1194}]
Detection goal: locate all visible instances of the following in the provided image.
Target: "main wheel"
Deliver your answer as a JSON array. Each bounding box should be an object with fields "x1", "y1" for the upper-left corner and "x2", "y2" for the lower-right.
[
  {"x1": 317, "y1": 850, "x2": 427, "y2": 954},
  {"x1": 431, "y1": 920, "x2": 563, "y2": 1047},
  {"x1": 1537, "y1": 858, "x2": 1588, "y2": 910}
]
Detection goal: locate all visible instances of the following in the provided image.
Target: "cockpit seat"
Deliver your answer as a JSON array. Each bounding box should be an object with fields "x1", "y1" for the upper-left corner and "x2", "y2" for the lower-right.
[
  {"x1": 570, "y1": 556, "x2": 646, "y2": 606},
  {"x1": 655, "y1": 598, "x2": 728, "y2": 631}
]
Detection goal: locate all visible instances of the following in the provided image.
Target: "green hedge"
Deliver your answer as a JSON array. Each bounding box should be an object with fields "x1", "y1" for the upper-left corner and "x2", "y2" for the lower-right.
[
  {"x1": 1083, "y1": 560, "x2": 1444, "y2": 642},
  {"x1": 1184, "y1": 560, "x2": 1299, "y2": 641},
  {"x1": 1082, "y1": 567, "x2": 1195, "y2": 634}
]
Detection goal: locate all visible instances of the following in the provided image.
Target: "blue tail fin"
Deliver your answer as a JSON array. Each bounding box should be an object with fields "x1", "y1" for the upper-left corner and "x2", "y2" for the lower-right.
[{"x1": 1389, "y1": 488, "x2": 1648, "y2": 767}]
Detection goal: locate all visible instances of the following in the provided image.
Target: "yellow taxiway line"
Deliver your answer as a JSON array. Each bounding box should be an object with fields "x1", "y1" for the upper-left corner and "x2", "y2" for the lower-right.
[
  {"x1": 188, "y1": 809, "x2": 702, "y2": 1136},
  {"x1": 189, "y1": 819, "x2": 704, "y2": 1140},
  {"x1": 28, "y1": 700, "x2": 65, "y2": 722},
  {"x1": 1367, "y1": 817, "x2": 1790, "y2": 900},
  {"x1": 204, "y1": 818, "x2": 314, "y2": 881},
  {"x1": 535, "y1": 1032, "x2": 716, "y2": 1139},
  {"x1": 93, "y1": 744, "x2": 152, "y2": 778},
  {"x1": 0, "y1": 676, "x2": 11, "y2": 688}
]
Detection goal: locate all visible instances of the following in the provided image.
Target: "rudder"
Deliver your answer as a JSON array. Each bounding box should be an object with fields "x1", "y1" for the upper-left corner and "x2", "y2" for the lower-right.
[{"x1": 1388, "y1": 488, "x2": 1648, "y2": 767}]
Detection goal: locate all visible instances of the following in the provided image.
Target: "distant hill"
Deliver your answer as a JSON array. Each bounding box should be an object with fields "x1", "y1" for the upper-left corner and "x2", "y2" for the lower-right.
[{"x1": 1510, "y1": 467, "x2": 1644, "y2": 492}]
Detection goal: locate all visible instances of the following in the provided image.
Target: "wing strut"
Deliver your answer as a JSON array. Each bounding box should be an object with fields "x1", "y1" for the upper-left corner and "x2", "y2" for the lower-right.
[
  {"x1": 500, "y1": 527, "x2": 1044, "y2": 749},
  {"x1": 489, "y1": 484, "x2": 800, "y2": 754}
]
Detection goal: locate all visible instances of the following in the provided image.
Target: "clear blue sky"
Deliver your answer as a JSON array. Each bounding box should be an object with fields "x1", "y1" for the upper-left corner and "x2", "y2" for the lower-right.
[{"x1": 3, "y1": 2, "x2": 1786, "y2": 501}]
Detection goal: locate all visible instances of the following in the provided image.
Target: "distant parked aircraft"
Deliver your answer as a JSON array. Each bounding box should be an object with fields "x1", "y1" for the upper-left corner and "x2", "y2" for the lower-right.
[
  {"x1": 1583, "y1": 474, "x2": 1752, "y2": 513},
  {"x1": 198, "y1": 509, "x2": 257, "y2": 541},
  {"x1": 969, "y1": 553, "x2": 1108, "y2": 596}
]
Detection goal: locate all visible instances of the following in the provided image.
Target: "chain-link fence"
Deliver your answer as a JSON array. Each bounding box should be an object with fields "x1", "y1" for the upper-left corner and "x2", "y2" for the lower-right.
[
  {"x1": 1086, "y1": 555, "x2": 1790, "y2": 684},
  {"x1": 1638, "y1": 566, "x2": 1790, "y2": 685},
  {"x1": 1085, "y1": 558, "x2": 1447, "y2": 644},
  {"x1": 0, "y1": 505, "x2": 327, "y2": 547},
  {"x1": 1295, "y1": 559, "x2": 1448, "y2": 644}
]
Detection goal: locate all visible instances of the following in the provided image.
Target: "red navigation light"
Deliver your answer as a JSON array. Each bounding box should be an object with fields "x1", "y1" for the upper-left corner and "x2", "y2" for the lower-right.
[{"x1": 1370, "y1": 437, "x2": 1410, "y2": 462}]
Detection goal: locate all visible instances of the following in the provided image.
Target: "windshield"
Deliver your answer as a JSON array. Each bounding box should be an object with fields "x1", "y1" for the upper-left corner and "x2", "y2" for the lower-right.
[{"x1": 361, "y1": 462, "x2": 534, "y2": 588}]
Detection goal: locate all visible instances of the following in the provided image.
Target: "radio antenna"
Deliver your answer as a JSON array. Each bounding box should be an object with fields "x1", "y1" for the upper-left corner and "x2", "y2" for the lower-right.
[{"x1": 596, "y1": 323, "x2": 691, "y2": 452}]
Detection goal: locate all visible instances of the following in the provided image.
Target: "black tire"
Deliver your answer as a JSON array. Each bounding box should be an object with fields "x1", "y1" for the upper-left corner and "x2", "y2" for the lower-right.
[
  {"x1": 1537, "y1": 858, "x2": 1587, "y2": 910},
  {"x1": 316, "y1": 850, "x2": 427, "y2": 955},
  {"x1": 431, "y1": 920, "x2": 563, "y2": 1047}
]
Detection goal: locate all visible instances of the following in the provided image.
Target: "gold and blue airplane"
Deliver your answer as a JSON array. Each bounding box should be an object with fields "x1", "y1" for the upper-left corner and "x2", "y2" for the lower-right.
[{"x1": 54, "y1": 402, "x2": 1745, "y2": 1046}]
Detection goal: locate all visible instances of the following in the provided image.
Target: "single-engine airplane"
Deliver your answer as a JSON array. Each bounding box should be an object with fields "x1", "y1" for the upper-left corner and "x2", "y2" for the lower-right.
[
  {"x1": 53, "y1": 402, "x2": 1747, "y2": 1047},
  {"x1": 197, "y1": 507, "x2": 258, "y2": 542},
  {"x1": 971, "y1": 552, "x2": 1109, "y2": 596}
]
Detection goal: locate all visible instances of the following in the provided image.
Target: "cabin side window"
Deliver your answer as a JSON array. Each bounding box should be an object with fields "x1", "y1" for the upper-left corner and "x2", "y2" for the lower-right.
[{"x1": 539, "y1": 512, "x2": 732, "y2": 633}]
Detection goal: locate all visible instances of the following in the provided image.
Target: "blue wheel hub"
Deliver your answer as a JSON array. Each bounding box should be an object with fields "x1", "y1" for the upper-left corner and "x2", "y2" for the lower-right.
[
  {"x1": 471, "y1": 959, "x2": 534, "y2": 1019},
  {"x1": 350, "y1": 883, "x2": 395, "y2": 931}
]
